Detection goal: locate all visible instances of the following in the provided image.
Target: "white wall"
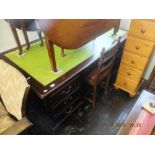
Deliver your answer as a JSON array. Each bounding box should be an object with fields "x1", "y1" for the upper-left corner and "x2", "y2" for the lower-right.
[
  {"x1": 0, "y1": 19, "x2": 131, "y2": 53},
  {"x1": 0, "y1": 19, "x2": 40, "y2": 52},
  {"x1": 120, "y1": 19, "x2": 131, "y2": 30}
]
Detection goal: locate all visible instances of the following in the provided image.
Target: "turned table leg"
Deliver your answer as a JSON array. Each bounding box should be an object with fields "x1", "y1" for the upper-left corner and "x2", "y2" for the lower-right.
[{"x1": 45, "y1": 36, "x2": 57, "y2": 72}]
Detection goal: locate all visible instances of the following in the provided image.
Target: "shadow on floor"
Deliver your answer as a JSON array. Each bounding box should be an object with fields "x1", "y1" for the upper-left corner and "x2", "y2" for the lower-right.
[
  {"x1": 24, "y1": 87, "x2": 140, "y2": 135},
  {"x1": 56, "y1": 87, "x2": 139, "y2": 135}
]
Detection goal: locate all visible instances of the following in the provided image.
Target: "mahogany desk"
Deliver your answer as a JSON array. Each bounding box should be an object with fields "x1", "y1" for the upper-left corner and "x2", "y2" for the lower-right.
[{"x1": 0, "y1": 32, "x2": 126, "y2": 131}]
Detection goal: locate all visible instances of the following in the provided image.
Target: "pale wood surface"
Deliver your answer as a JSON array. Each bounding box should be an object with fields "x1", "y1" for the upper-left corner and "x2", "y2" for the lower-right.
[
  {"x1": 1, "y1": 117, "x2": 32, "y2": 135},
  {"x1": 121, "y1": 51, "x2": 148, "y2": 71},
  {"x1": 125, "y1": 36, "x2": 154, "y2": 58},
  {"x1": 114, "y1": 20, "x2": 155, "y2": 96},
  {"x1": 118, "y1": 64, "x2": 143, "y2": 83},
  {"x1": 129, "y1": 20, "x2": 155, "y2": 42}
]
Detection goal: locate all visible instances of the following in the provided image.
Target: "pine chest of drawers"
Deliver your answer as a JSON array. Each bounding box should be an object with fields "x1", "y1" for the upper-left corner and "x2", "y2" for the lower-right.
[{"x1": 114, "y1": 20, "x2": 155, "y2": 96}]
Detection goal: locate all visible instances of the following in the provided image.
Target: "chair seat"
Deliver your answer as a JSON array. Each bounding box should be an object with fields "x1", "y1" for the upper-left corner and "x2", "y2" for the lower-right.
[
  {"x1": 86, "y1": 68, "x2": 97, "y2": 84},
  {"x1": 0, "y1": 101, "x2": 16, "y2": 134}
]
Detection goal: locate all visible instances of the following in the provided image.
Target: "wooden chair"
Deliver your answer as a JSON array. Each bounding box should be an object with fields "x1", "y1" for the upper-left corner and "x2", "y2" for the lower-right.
[
  {"x1": 0, "y1": 59, "x2": 32, "y2": 135},
  {"x1": 8, "y1": 19, "x2": 43, "y2": 55},
  {"x1": 84, "y1": 37, "x2": 121, "y2": 108}
]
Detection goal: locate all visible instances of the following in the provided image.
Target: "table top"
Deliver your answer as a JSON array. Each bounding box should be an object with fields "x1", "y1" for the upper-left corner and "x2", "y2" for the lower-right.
[
  {"x1": 117, "y1": 90, "x2": 155, "y2": 135},
  {"x1": 1, "y1": 29, "x2": 127, "y2": 99}
]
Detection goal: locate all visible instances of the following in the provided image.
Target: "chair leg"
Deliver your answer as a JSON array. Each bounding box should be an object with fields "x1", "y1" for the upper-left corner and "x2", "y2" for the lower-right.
[
  {"x1": 61, "y1": 48, "x2": 65, "y2": 57},
  {"x1": 104, "y1": 75, "x2": 111, "y2": 95},
  {"x1": 9, "y1": 20, "x2": 23, "y2": 55},
  {"x1": 37, "y1": 31, "x2": 44, "y2": 47},
  {"x1": 20, "y1": 22, "x2": 30, "y2": 50}
]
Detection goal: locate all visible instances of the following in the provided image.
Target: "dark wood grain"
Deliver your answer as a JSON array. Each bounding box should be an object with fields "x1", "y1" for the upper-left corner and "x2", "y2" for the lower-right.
[{"x1": 117, "y1": 90, "x2": 155, "y2": 135}]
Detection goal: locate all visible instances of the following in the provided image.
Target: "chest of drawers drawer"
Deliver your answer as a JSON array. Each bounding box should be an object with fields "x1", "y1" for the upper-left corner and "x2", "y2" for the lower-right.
[
  {"x1": 125, "y1": 36, "x2": 154, "y2": 58},
  {"x1": 44, "y1": 76, "x2": 81, "y2": 108},
  {"x1": 115, "y1": 75, "x2": 139, "y2": 94},
  {"x1": 121, "y1": 51, "x2": 148, "y2": 71},
  {"x1": 114, "y1": 19, "x2": 155, "y2": 97},
  {"x1": 118, "y1": 64, "x2": 143, "y2": 83},
  {"x1": 129, "y1": 20, "x2": 155, "y2": 42}
]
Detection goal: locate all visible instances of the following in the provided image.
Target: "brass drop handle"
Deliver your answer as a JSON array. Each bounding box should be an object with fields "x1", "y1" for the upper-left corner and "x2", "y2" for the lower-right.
[
  {"x1": 63, "y1": 96, "x2": 72, "y2": 105},
  {"x1": 131, "y1": 60, "x2": 135, "y2": 64},
  {"x1": 135, "y1": 45, "x2": 140, "y2": 50},
  {"x1": 127, "y1": 72, "x2": 131, "y2": 76},
  {"x1": 65, "y1": 106, "x2": 73, "y2": 114},
  {"x1": 63, "y1": 85, "x2": 72, "y2": 94},
  {"x1": 140, "y1": 29, "x2": 146, "y2": 34}
]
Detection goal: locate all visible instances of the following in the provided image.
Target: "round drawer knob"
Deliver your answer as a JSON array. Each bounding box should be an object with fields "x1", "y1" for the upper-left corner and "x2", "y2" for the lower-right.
[
  {"x1": 141, "y1": 29, "x2": 146, "y2": 34},
  {"x1": 127, "y1": 72, "x2": 131, "y2": 76},
  {"x1": 131, "y1": 60, "x2": 135, "y2": 64},
  {"x1": 124, "y1": 82, "x2": 127, "y2": 86},
  {"x1": 136, "y1": 45, "x2": 140, "y2": 50}
]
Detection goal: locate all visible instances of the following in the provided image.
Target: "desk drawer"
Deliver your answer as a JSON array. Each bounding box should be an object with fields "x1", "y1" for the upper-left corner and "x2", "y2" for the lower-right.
[
  {"x1": 45, "y1": 76, "x2": 80, "y2": 108},
  {"x1": 115, "y1": 75, "x2": 139, "y2": 93},
  {"x1": 53, "y1": 100, "x2": 83, "y2": 130},
  {"x1": 129, "y1": 20, "x2": 155, "y2": 42},
  {"x1": 121, "y1": 51, "x2": 148, "y2": 71},
  {"x1": 125, "y1": 36, "x2": 154, "y2": 58},
  {"x1": 53, "y1": 90, "x2": 80, "y2": 118},
  {"x1": 48, "y1": 88, "x2": 80, "y2": 115},
  {"x1": 118, "y1": 64, "x2": 143, "y2": 83}
]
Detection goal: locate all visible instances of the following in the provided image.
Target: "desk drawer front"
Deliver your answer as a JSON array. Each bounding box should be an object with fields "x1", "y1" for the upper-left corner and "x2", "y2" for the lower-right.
[
  {"x1": 118, "y1": 64, "x2": 143, "y2": 83},
  {"x1": 121, "y1": 51, "x2": 148, "y2": 71},
  {"x1": 115, "y1": 75, "x2": 139, "y2": 93},
  {"x1": 129, "y1": 20, "x2": 155, "y2": 42},
  {"x1": 125, "y1": 36, "x2": 154, "y2": 58},
  {"x1": 53, "y1": 90, "x2": 81, "y2": 118},
  {"x1": 45, "y1": 76, "x2": 80, "y2": 108},
  {"x1": 54, "y1": 100, "x2": 83, "y2": 130}
]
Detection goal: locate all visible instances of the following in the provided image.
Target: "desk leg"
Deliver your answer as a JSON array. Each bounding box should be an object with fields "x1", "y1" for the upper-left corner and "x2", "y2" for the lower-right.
[
  {"x1": 45, "y1": 37, "x2": 57, "y2": 72},
  {"x1": 9, "y1": 20, "x2": 23, "y2": 55}
]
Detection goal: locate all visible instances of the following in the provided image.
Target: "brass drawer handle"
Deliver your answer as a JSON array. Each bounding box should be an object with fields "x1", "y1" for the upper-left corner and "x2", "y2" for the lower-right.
[
  {"x1": 63, "y1": 85, "x2": 72, "y2": 94},
  {"x1": 64, "y1": 96, "x2": 73, "y2": 105},
  {"x1": 127, "y1": 72, "x2": 131, "y2": 76},
  {"x1": 65, "y1": 106, "x2": 73, "y2": 114},
  {"x1": 140, "y1": 29, "x2": 146, "y2": 34},
  {"x1": 131, "y1": 60, "x2": 135, "y2": 64},
  {"x1": 135, "y1": 45, "x2": 140, "y2": 50}
]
